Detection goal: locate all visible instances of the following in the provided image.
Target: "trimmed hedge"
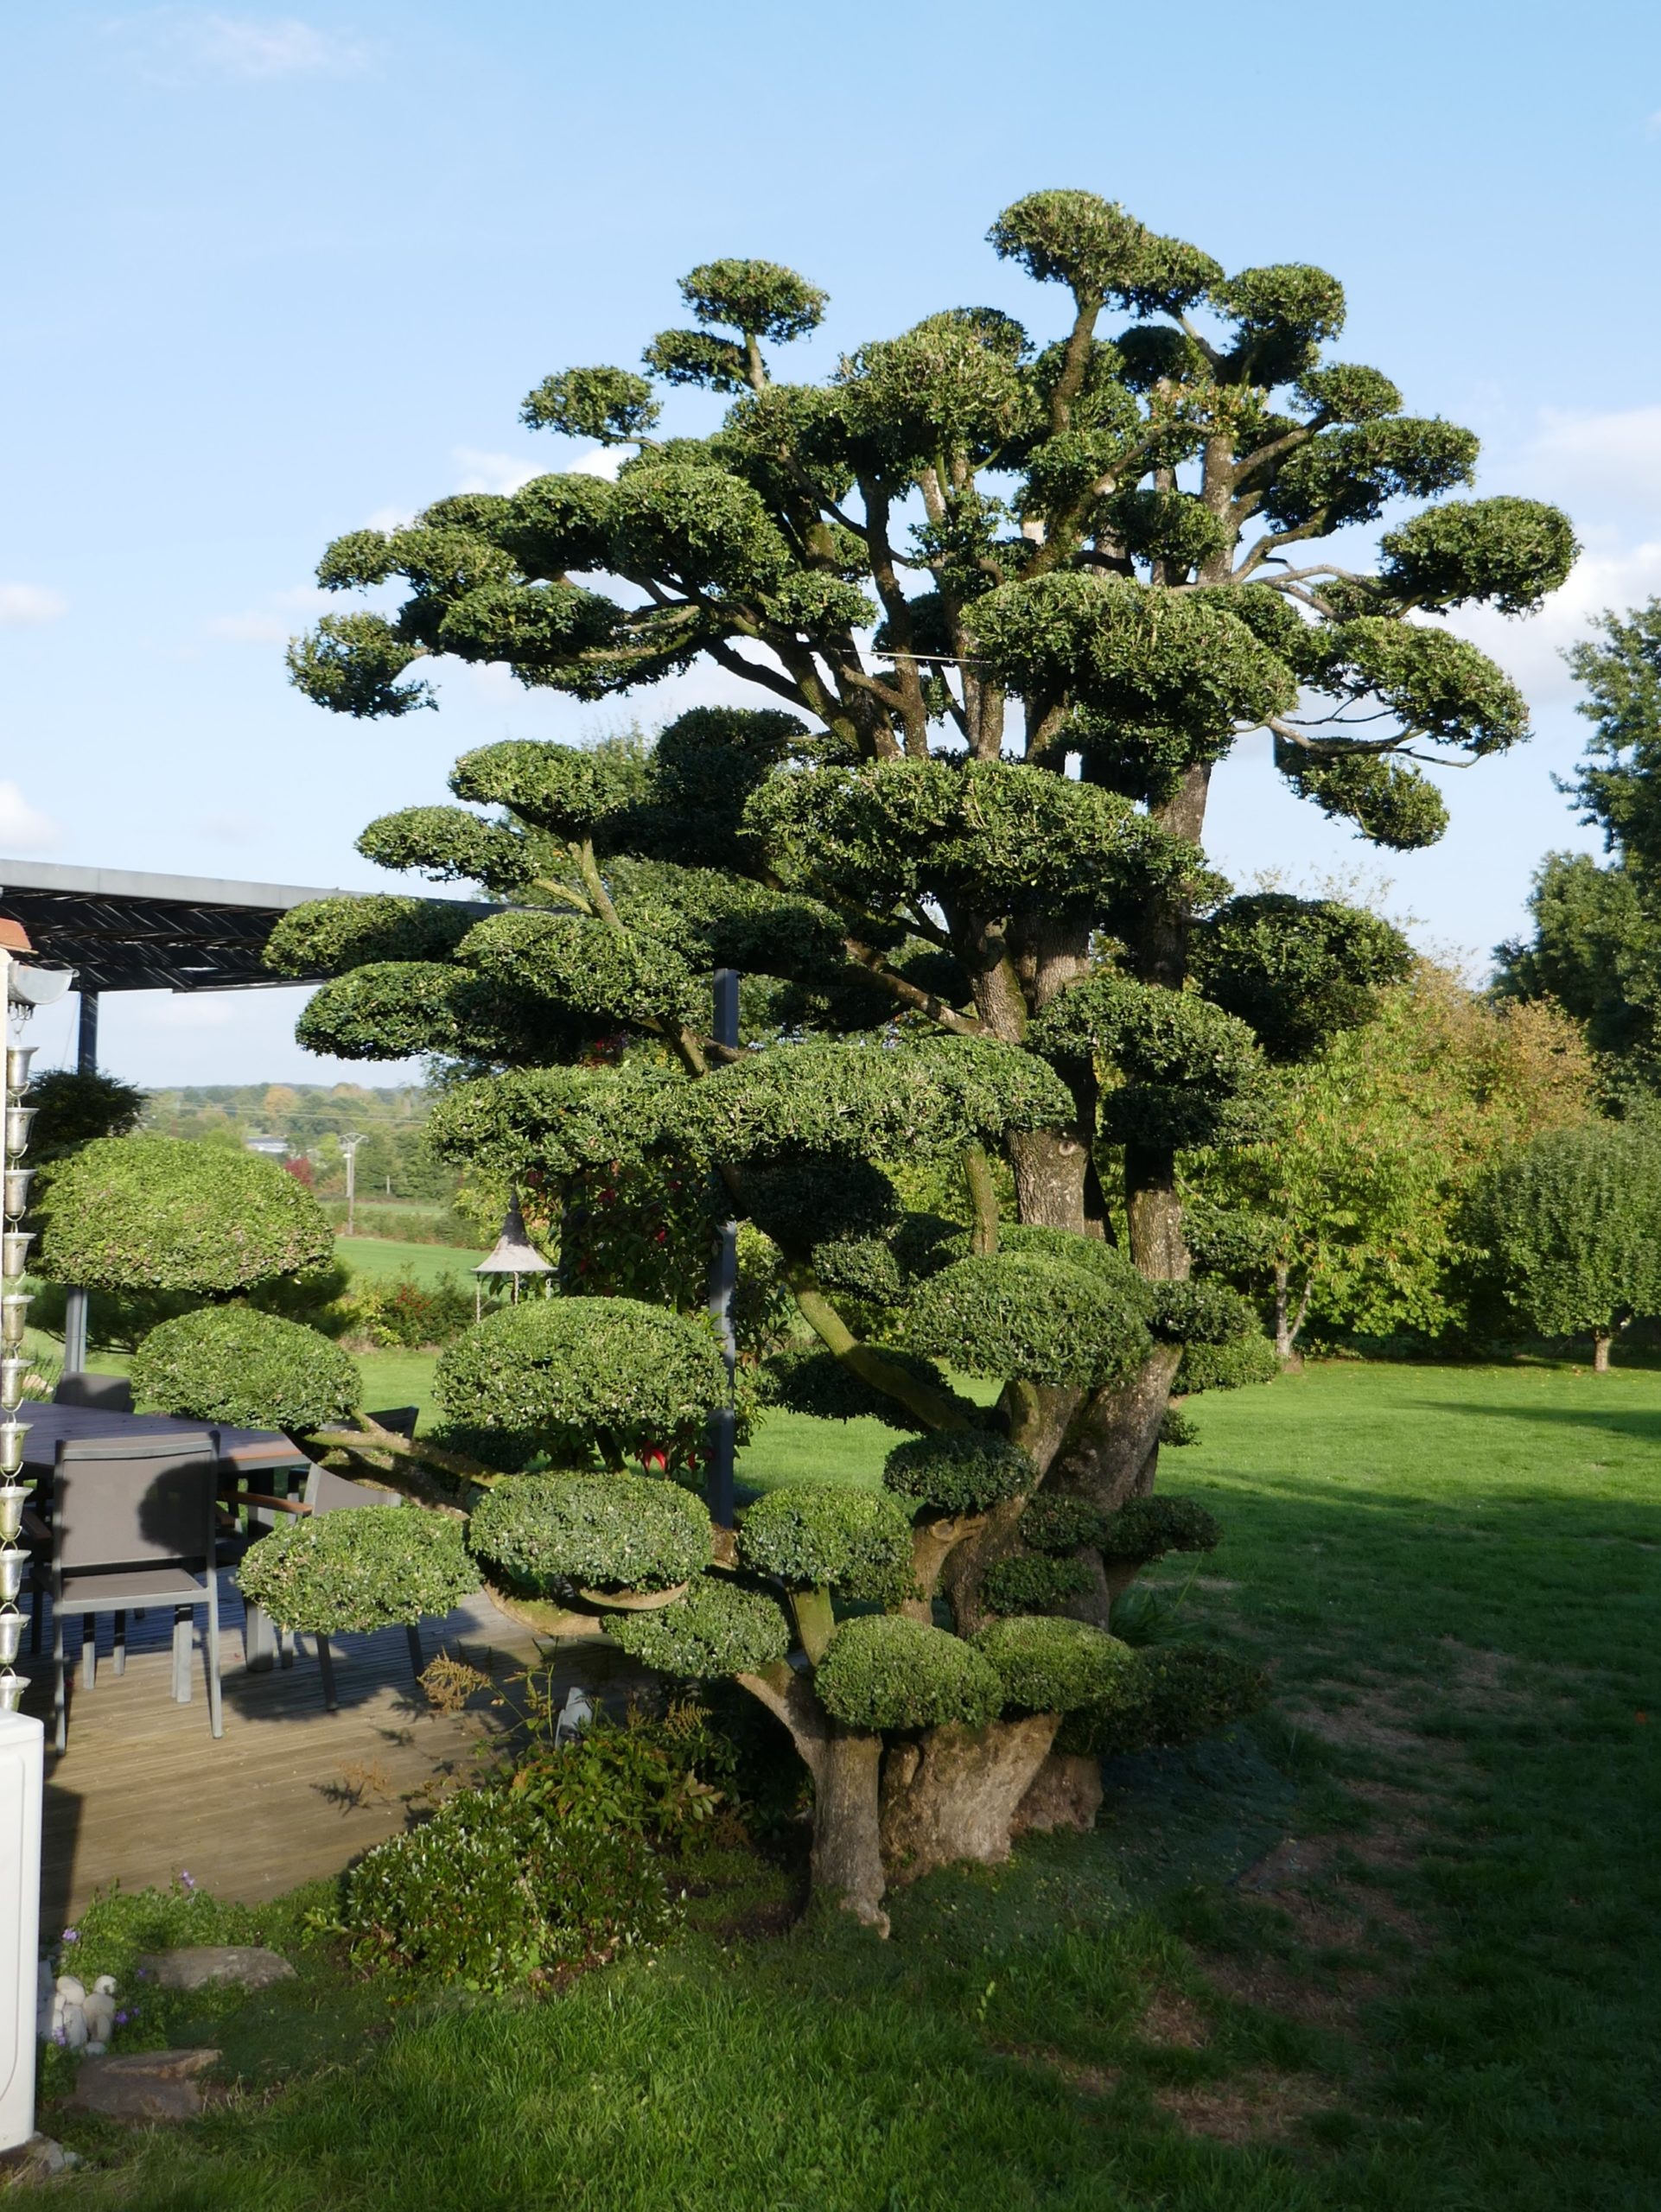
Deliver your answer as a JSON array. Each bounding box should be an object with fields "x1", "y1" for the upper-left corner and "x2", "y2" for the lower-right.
[
  {"x1": 755, "y1": 1346, "x2": 959, "y2": 1431},
  {"x1": 815, "y1": 1614, "x2": 1003, "y2": 1732},
  {"x1": 36, "y1": 1135, "x2": 334, "y2": 1294},
  {"x1": 236, "y1": 1505, "x2": 478, "y2": 1632},
  {"x1": 1055, "y1": 1643, "x2": 1268, "y2": 1757},
  {"x1": 131, "y1": 1306, "x2": 360, "y2": 1432},
  {"x1": 980, "y1": 1552, "x2": 1097, "y2": 1615},
  {"x1": 738, "y1": 1483, "x2": 915, "y2": 1604},
  {"x1": 1017, "y1": 1493, "x2": 1112, "y2": 1555},
  {"x1": 882, "y1": 1432, "x2": 1033, "y2": 1516},
  {"x1": 467, "y1": 1473, "x2": 712, "y2": 1593},
  {"x1": 1177, "y1": 1333, "x2": 1279, "y2": 1394},
  {"x1": 1145, "y1": 1279, "x2": 1259, "y2": 1346},
  {"x1": 603, "y1": 1575, "x2": 792, "y2": 1677},
  {"x1": 906, "y1": 1254, "x2": 1149, "y2": 1387},
  {"x1": 1100, "y1": 1496, "x2": 1220, "y2": 1562},
  {"x1": 436, "y1": 1297, "x2": 728, "y2": 1455},
  {"x1": 972, "y1": 1616, "x2": 1140, "y2": 1713}
]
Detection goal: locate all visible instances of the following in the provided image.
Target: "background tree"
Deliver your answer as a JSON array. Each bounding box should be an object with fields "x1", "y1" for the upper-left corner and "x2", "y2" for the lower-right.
[
  {"x1": 1187, "y1": 962, "x2": 1595, "y2": 1353},
  {"x1": 1498, "y1": 600, "x2": 1661, "y2": 1097},
  {"x1": 1464, "y1": 1122, "x2": 1661, "y2": 1370},
  {"x1": 262, "y1": 192, "x2": 1573, "y2": 1920}
]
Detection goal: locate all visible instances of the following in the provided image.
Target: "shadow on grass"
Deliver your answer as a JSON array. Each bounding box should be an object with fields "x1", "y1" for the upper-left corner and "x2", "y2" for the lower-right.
[{"x1": 1415, "y1": 1399, "x2": 1661, "y2": 1446}]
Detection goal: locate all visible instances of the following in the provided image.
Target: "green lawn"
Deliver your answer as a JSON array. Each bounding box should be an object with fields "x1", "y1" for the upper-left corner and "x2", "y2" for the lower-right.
[
  {"x1": 333, "y1": 1234, "x2": 485, "y2": 1287},
  {"x1": 38, "y1": 1359, "x2": 1661, "y2": 2209}
]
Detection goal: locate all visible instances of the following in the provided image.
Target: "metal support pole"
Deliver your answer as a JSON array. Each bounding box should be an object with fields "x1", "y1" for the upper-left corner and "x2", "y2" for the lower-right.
[
  {"x1": 705, "y1": 969, "x2": 740, "y2": 1529},
  {"x1": 61, "y1": 989, "x2": 99, "y2": 1376},
  {"x1": 340, "y1": 1131, "x2": 363, "y2": 1239}
]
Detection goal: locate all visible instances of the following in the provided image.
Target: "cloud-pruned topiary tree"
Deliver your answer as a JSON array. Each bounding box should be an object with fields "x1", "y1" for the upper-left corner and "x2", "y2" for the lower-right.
[{"x1": 264, "y1": 192, "x2": 1573, "y2": 1925}]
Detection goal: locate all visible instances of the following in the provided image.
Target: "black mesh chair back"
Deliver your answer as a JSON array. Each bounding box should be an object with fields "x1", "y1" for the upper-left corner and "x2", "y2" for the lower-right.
[
  {"x1": 53, "y1": 1373, "x2": 136, "y2": 1414},
  {"x1": 41, "y1": 1431, "x2": 229, "y2": 1751},
  {"x1": 305, "y1": 1466, "x2": 399, "y2": 1514},
  {"x1": 54, "y1": 1433, "x2": 222, "y2": 1573},
  {"x1": 365, "y1": 1405, "x2": 418, "y2": 1440}
]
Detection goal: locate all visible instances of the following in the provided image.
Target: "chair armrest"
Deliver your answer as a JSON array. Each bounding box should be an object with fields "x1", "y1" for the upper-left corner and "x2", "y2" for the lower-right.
[
  {"x1": 21, "y1": 1507, "x2": 48, "y2": 1544},
  {"x1": 219, "y1": 1490, "x2": 311, "y2": 1516}
]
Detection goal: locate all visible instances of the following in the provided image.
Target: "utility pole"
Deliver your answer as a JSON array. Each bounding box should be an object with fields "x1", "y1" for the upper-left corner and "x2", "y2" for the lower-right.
[
  {"x1": 340, "y1": 1131, "x2": 365, "y2": 1239},
  {"x1": 705, "y1": 970, "x2": 740, "y2": 1528}
]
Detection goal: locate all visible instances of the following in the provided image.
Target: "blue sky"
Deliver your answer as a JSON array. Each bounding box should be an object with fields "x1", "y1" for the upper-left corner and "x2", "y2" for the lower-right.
[{"x1": 3, "y1": 1, "x2": 1661, "y2": 1085}]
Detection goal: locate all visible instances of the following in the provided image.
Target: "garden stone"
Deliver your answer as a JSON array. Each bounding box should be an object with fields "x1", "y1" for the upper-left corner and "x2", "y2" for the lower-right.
[
  {"x1": 137, "y1": 1945, "x2": 295, "y2": 1993},
  {"x1": 0, "y1": 2133, "x2": 80, "y2": 2183},
  {"x1": 68, "y1": 2049, "x2": 220, "y2": 2123}
]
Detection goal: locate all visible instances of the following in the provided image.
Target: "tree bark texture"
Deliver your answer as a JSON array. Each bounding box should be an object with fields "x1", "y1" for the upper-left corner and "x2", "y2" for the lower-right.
[
  {"x1": 1012, "y1": 1751, "x2": 1104, "y2": 1839},
  {"x1": 736, "y1": 1666, "x2": 888, "y2": 1933},
  {"x1": 1594, "y1": 1332, "x2": 1612, "y2": 1374},
  {"x1": 879, "y1": 1714, "x2": 1060, "y2": 1884}
]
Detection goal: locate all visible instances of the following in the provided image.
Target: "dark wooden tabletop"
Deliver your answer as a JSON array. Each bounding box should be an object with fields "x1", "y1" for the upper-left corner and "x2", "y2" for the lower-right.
[{"x1": 12, "y1": 1400, "x2": 311, "y2": 1472}]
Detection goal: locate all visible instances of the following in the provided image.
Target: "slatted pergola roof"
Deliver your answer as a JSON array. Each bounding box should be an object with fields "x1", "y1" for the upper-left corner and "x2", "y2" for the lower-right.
[{"x1": 0, "y1": 859, "x2": 480, "y2": 995}]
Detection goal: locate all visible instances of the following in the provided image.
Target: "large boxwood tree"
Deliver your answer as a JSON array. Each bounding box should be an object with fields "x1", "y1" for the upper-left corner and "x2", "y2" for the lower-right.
[{"x1": 264, "y1": 191, "x2": 1573, "y2": 1922}]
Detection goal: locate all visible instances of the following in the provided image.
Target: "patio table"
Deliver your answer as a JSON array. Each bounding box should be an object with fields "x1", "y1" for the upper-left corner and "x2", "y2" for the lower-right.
[{"x1": 16, "y1": 1399, "x2": 312, "y2": 1670}]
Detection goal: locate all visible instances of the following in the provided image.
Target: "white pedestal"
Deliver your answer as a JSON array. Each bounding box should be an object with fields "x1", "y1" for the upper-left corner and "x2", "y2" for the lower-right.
[{"x1": 0, "y1": 1711, "x2": 42, "y2": 2154}]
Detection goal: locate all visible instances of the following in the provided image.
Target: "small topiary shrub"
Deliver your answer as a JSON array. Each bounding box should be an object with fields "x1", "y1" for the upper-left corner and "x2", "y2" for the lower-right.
[
  {"x1": 35, "y1": 1135, "x2": 334, "y2": 1293},
  {"x1": 236, "y1": 1506, "x2": 479, "y2": 1632},
  {"x1": 980, "y1": 1551, "x2": 1096, "y2": 1616},
  {"x1": 1145, "y1": 1279, "x2": 1259, "y2": 1345},
  {"x1": 604, "y1": 1575, "x2": 792, "y2": 1677},
  {"x1": 882, "y1": 1432, "x2": 1033, "y2": 1516},
  {"x1": 816, "y1": 1613, "x2": 1003, "y2": 1732},
  {"x1": 1018, "y1": 1493, "x2": 1112, "y2": 1555},
  {"x1": 906, "y1": 1253, "x2": 1150, "y2": 1388},
  {"x1": 1158, "y1": 1406, "x2": 1200, "y2": 1447},
  {"x1": 972, "y1": 1615, "x2": 1140, "y2": 1713},
  {"x1": 1099, "y1": 1496, "x2": 1220, "y2": 1562},
  {"x1": 754, "y1": 1346, "x2": 958, "y2": 1430},
  {"x1": 1055, "y1": 1643, "x2": 1268, "y2": 1757},
  {"x1": 436, "y1": 1296, "x2": 729, "y2": 1465},
  {"x1": 131, "y1": 1306, "x2": 361, "y2": 1431},
  {"x1": 335, "y1": 1269, "x2": 478, "y2": 1348},
  {"x1": 22, "y1": 1069, "x2": 145, "y2": 1160},
  {"x1": 467, "y1": 1473, "x2": 712, "y2": 1593},
  {"x1": 341, "y1": 1787, "x2": 675, "y2": 1990},
  {"x1": 738, "y1": 1483, "x2": 915, "y2": 1603},
  {"x1": 1177, "y1": 1333, "x2": 1279, "y2": 1393}
]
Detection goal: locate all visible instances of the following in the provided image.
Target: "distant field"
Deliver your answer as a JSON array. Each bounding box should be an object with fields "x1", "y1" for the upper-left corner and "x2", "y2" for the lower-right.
[{"x1": 333, "y1": 1236, "x2": 486, "y2": 1288}]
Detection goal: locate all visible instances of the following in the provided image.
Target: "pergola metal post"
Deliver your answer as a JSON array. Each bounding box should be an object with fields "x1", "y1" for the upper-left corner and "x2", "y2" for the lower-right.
[
  {"x1": 705, "y1": 969, "x2": 740, "y2": 1529},
  {"x1": 60, "y1": 988, "x2": 99, "y2": 1376}
]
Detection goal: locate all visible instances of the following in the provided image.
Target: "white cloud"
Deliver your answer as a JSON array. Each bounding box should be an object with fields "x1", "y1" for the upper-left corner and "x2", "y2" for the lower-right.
[
  {"x1": 127, "y1": 11, "x2": 371, "y2": 84},
  {"x1": 569, "y1": 446, "x2": 626, "y2": 482},
  {"x1": 0, "y1": 784, "x2": 62, "y2": 855},
  {"x1": 364, "y1": 504, "x2": 416, "y2": 532},
  {"x1": 0, "y1": 584, "x2": 67, "y2": 627},
  {"x1": 1446, "y1": 531, "x2": 1661, "y2": 709},
  {"x1": 208, "y1": 611, "x2": 292, "y2": 644},
  {"x1": 451, "y1": 447, "x2": 544, "y2": 496}
]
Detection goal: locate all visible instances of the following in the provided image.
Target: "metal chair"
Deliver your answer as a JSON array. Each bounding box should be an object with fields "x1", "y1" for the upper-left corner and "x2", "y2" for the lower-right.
[
  {"x1": 222, "y1": 1465, "x2": 428, "y2": 1713},
  {"x1": 32, "y1": 1431, "x2": 227, "y2": 1753},
  {"x1": 52, "y1": 1374, "x2": 135, "y2": 1414},
  {"x1": 364, "y1": 1405, "x2": 418, "y2": 1440}
]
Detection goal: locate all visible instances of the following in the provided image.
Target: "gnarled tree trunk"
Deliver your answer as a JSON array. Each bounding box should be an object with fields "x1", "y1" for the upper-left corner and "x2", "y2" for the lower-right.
[
  {"x1": 737, "y1": 1663, "x2": 888, "y2": 1933},
  {"x1": 879, "y1": 1714, "x2": 1060, "y2": 1884},
  {"x1": 1013, "y1": 1751, "x2": 1104, "y2": 1838}
]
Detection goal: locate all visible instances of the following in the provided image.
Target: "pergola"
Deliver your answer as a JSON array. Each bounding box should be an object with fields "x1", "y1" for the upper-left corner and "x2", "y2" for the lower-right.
[{"x1": 0, "y1": 856, "x2": 491, "y2": 1369}]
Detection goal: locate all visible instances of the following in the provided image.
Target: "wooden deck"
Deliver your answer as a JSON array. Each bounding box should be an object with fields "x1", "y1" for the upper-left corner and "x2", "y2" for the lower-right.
[{"x1": 8, "y1": 1588, "x2": 647, "y2": 1927}]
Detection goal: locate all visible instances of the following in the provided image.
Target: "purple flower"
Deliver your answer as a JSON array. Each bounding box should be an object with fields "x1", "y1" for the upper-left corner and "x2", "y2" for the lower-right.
[
  {"x1": 177, "y1": 1871, "x2": 195, "y2": 1892},
  {"x1": 60, "y1": 1929, "x2": 78, "y2": 1944},
  {"x1": 50, "y1": 2028, "x2": 64, "y2": 2046},
  {"x1": 114, "y1": 2012, "x2": 128, "y2": 2026}
]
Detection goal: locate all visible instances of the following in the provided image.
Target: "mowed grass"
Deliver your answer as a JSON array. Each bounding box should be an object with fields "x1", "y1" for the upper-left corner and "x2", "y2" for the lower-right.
[
  {"x1": 332, "y1": 1234, "x2": 485, "y2": 1287},
  {"x1": 41, "y1": 1360, "x2": 1661, "y2": 2210}
]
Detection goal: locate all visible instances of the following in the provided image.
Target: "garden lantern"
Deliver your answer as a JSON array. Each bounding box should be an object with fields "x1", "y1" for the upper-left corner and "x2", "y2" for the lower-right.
[{"x1": 472, "y1": 1191, "x2": 553, "y2": 1317}]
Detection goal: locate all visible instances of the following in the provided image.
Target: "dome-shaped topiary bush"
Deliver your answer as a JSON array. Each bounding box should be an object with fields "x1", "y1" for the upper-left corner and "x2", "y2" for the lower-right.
[
  {"x1": 1055, "y1": 1643, "x2": 1267, "y2": 1758},
  {"x1": 1145, "y1": 1279, "x2": 1259, "y2": 1345},
  {"x1": 1100, "y1": 1496, "x2": 1220, "y2": 1562},
  {"x1": 972, "y1": 1615, "x2": 1139, "y2": 1713},
  {"x1": 237, "y1": 1505, "x2": 479, "y2": 1633},
  {"x1": 881, "y1": 1432, "x2": 1033, "y2": 1516},
  {"x1": 1016, "y1": 1493, "x2": 1112, "y2": 1554},
  {"x1": 738, "y1": 1483, "x2": 915, "y2": 1603},
  {"x1": 1176, "y1": 1333, "x2": 1279, "y2": 1394},
  {"x1": 131, "y1": 1306, "x2": 361, "y2": 1431},
  {"x1": 980, "y1": 1552, "x2": 1096, "y2": 1616},
  {"x1": 815, "y1": 1614, "x2": 1002, "y2": 1732},
  {"x1": 906, "y1": 1254, "x2": 1149, "y2": 1387},
  {"x1": 35, "y1": 1135, "x2": 335, "y2": 1294},
  {"x1": 467, "y1": 1472, "x2": 711, "y2": 1593},
  {"x1": 604, "y1": 1575, "x2": 792, "y2": 1677},
  {"x1": 755, "y1": 1346, "x2": 958, "y2": 1431},
  {"x1": 435, "y1": 1296, "x2": 729, "y2": 1461}
]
